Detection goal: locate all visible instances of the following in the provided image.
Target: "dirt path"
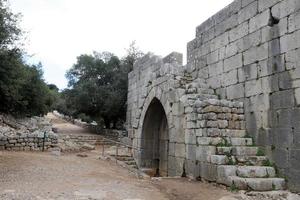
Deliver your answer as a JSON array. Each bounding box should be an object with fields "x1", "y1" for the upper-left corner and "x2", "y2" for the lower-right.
[
  {"x1": 47, "y1": 113, "x2": 95, "y2": 136},
  {"x1": 0, "y1": 114, "x2": 232, "y2": 200}
]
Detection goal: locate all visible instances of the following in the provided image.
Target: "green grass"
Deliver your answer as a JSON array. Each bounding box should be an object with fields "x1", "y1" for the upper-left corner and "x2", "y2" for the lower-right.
[
  {"x1": 262, "y1": 159, "x2": 273, "y2": 167},
  {"x1": 256, "y1": 148, "x2": 265, "y2": 156},
  {"x1": 216, "y1": 137, "x2": 231, "y2": 147},
  {"x1": 230, "y1": 184, "x2": 239, "y2": 192}
]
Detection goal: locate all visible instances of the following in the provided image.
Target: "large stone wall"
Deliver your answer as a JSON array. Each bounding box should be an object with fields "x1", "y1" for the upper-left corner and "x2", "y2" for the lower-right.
[
  {"x1": 127, "y1": 0, "x2": 300, "y2": 192},
  {"x1": 187, "y1": 0, "x2": 300, "y2": 191}
]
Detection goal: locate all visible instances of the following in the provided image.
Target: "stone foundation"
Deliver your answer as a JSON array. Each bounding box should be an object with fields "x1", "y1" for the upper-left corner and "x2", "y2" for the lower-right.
[{"x1": 0, "y1": 133, "x2": 58, "y2": 151}]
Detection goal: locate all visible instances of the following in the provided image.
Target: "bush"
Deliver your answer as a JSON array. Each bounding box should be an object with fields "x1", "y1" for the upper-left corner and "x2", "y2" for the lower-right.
[{"x1": 77, "y1": 113, "x2": 92, "y2": 123}]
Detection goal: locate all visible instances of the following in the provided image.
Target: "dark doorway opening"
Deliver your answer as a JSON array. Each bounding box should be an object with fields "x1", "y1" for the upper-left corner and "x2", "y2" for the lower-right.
[{"x1": 140, "y1": 98, "x2": 169, "y2": 176}]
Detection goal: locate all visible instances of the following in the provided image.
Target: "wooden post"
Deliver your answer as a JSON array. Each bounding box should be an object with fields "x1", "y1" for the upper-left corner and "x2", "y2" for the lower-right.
[{"x1": 116, "y1": 144, "x2": 118, "y2": 163}]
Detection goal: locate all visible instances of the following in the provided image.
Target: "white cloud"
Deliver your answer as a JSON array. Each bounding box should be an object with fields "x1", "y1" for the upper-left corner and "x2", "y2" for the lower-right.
[{"x1": 10, "y1": 0, "x2": 233, "y2": 89}]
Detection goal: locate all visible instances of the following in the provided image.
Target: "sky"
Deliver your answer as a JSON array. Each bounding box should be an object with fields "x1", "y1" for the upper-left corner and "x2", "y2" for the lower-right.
[{"x1": 9, "y1": 0, "x2": 233, "y2": 89}]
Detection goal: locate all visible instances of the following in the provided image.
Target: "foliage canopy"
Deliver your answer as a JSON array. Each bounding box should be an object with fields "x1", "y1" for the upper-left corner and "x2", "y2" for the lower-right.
[{"x1": 0, "y1": 0, "x2": 55, "y2": 116}]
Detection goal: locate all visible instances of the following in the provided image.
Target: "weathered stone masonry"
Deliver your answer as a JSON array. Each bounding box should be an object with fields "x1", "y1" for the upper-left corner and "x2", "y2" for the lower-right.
[{"x1": 127, "y1": 0, "x2": 300, "y2": 192}]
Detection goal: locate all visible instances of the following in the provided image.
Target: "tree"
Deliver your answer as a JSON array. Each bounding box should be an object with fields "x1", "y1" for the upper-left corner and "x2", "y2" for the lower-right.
[
  {"x1": 64, "y1": 52, "x2": 123, "y2": 127},
  {"x1": 61, "y1": 42, "x2": 144, "y2": 129},
  {"x1": 123, "y1": 41, "x2": 144, "y2": 71},
  {"x1": 0, "y1": 0, "x2": 54, "y2": 116}
]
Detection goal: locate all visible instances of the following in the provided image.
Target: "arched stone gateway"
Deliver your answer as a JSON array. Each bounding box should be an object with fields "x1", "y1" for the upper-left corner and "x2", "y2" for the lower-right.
[
  {"x1": 127, "y1": 51, "x2": 287, "y2": 191},
  {"x1": 140, "y1": 98, "x2": 169, "y2": 176},
  {"x1": 125, "y1": 0, "x2": 300, "y2": 191}
]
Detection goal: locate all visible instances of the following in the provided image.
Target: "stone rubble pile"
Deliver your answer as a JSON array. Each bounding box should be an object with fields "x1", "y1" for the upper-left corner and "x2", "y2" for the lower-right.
[{"x1": 0, "y1": 114, "x2": 58, "y2": 151}]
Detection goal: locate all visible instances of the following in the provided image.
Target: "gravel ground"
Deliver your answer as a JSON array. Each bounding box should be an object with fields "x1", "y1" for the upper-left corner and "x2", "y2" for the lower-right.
[
  {"x1": 0, "y1": 114, "x2": 232, "y2": 200},
  {"x1": 0, "y1": 150, "x2": 231, "y2": 200}
]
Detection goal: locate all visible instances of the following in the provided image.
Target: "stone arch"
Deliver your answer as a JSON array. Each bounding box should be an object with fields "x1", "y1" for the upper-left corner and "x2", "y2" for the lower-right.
[{"x1": 139, "y1": 97, "x2": 169, "y2": 176}]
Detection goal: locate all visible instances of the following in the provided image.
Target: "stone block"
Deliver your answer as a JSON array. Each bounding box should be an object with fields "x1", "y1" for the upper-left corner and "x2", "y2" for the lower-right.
[
  {"x1": 239, "y1": 2, "x2": 258, "y2": 25},
  {"x1": 242, "y1": 0, "x2": 256, "y2": 8},
  {"x1": 272, "y1": 0, "x2": 300, "y2": 19},
  {"x1": 280, "y1": 29, "x2": 300, "y2": 53},
  {"x1": 196, "y1": 146, "x2": 216, "y2": 162},
  {"x1": 270, "y1": 90, "x2": 295, "y2": 109},
  {"x1": 226, "y1": 83, "x2": 245, "y2": 99},
  {"x1": 268, "y1": 39, "x2": 281, "y2": 57},
  {"x1": 247, "y1": 178, "x2": 286, "y2": 191},
  {"x1": 230, "y1": 138, "x2": 253, "y2": 146},
  {"x1": 289, "y1": 10, "x2": 300, "y2": 33},
  {"x1": 243, "y1": 43, "x2": 268, "y2": 65},
  {"x1": 195, "y1": 128, "x2": 206, "y2": 137},
  {"x1": 174, "y1": 143, "x2": 186, "y2": 158},
  {"x1": 185, "y1": 129, "x2": 196, "y2": 145},
  {"x1": 207, "y1": 121, "x2": 218, "y2": 128},
  {"x1": 290, "y1": 150, "x2": 300, "y2": 169},
  {"x1": 207, "y1": 50, "x2": 219, "y2": 65},
  {"x1": 249, "y1": 9, "x2": 270, "y2": 33},
  {"x1": 288, "y1": 169, "x2": 300, "y2": 192},
  {"x1": 224, "y1": 54, "x2": 243, "y2": 72},
  {"x1": 286, "y1": 48, "x2": 300, "y2": 70},
  {"x1": 238, "y1": 63, "x2": 258, "y2": 82},
  {"x1": 225, "y1": 40, "x2": 240, "y2": 58},
  {"x1": 211, "y1": 155, "x2": 229, "y2": 165},
  {"x1": 262, "y1": 17, "x2": 288, "y2": 43},
  {"x1": 261, "y1": 75, "x2": 279, "y2": 94},
  {"x1": 222, "y1": 69, "x2": 238, "y2": 86},
  {"x1": 232, "y1": 146, "x2": 258, "y2": 156},
  {"x1": 213, "y1": 32, "x2": 230, "y2": 50},
  {"x1": 237, "y1": 166, "x2": 276, "y2": 178},
  {"x1": 273, "y1": 127, "x2": 293, "y2": 148},
  {"x1": 245, "y1": 79, "x2": 262, "y2": 97},
  {"x1": 196, "y1": 17, "x2": 215, "y2": 37},
  {"x1": 197, "y1": 137, "x2": 223, "y2": 146},
  {"x1": 258, "y1": 0, "x2": 282, "y2": 12},
  {"x1": 208, "y1": 61, "x2": 223, "y2": 77},
  {"x1": 168, "y1": 142, "x2": 175, "y2": 156},
  {"x1": 200, "y1": 163, "x2": 218, "y2": 182},
  {"x1": 172, "y1": 102, "x2": 184, "y2": 116},
  {"x1": 207, "y1": 76, "x2": 222, "y2": 89},
  {"x1": 229, "y1": 21, "x2": 249, "y2": 42},
  {"x1": 217, "y1": 165, "x2": 237, "y2": 185},
  {"x1": 273, "y1": 148, "x2": 289, "y2": 169},
  {"x1": 295, "y1": 88, "x2": 300, "y2": 106},
  {"x1": 186, "y1": 144, "x2": 196, "y2": 160},
  {"x1": 186, "y1": 159, "x2": 199, "y2": 178}
]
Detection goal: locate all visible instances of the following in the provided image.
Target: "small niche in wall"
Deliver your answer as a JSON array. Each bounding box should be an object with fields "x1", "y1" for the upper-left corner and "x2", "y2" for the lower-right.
[{"x1": 268, "y1": 10, "x2": 280, "y2": 27}]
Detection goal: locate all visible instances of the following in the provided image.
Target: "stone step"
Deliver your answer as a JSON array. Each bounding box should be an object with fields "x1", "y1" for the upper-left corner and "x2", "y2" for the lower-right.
[
  {"x1": 217, "y1": 147, "x2": 233, "y2": 155},
  {"x1": 186, "y1": 88, "x2": 215, "y2": 95},
  {"x1": 227, "y1": 138, "x2": 253, "y2": 146},
  {"x1": 217, "y1": 146, "x2": 258, "y2": 156},
  {"x1": 227, "y1": 176, "x2": 286, "y2": 191},
  {"x1": 235, "y1": 156, "x2": 268, "y2": 166},
  {"x1": 232, "y1": 147, "x2": 258, "y2": 156},
  {"x1": 221, "y1": 130, "x2": 246, "y2": 138},
  {"x1": 198, "y1": 137, "x2": 252, "y2": 146},
  {"x1": 197, "y1": 94, "x2": 219, "y2": 100},
  {"x1": 211, "y1": 155, "x2": 229, "y2": 165},
  {"x1": 116, "y1": 157, "x2": 134, "y2": 161},
  {"x1": 124, "y1": 160, "x2": 136, "y2": 165},
  {"x1": 236, "y1": 166, "x2": 276, "y2": 178}
]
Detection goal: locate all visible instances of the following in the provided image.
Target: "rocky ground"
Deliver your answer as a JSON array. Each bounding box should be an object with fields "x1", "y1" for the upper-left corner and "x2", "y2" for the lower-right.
[
  {"x1": 0, "y1": 113, "x2": 54, "y2": 138},
  {"x1": 0, "y1": 113, "x2": 299, "y2": 200}
]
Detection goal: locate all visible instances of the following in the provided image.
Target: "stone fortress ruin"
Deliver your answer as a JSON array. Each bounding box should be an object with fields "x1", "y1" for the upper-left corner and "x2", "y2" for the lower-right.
[{"x1": 126, "y1": 0, "x2": 300, "y2": 192}]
